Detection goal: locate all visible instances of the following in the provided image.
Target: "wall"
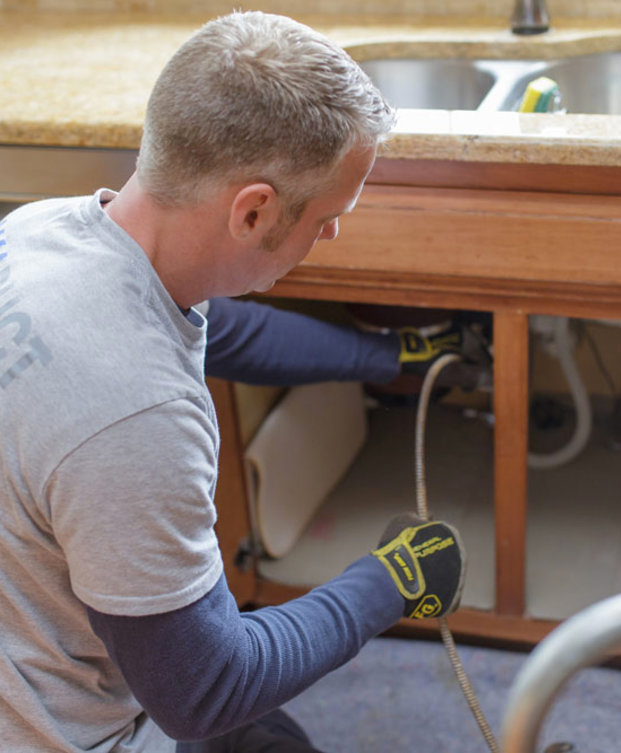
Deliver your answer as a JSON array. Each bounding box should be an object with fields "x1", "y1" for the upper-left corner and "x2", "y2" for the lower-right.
[{"x1": 0, "y1": 0, "x2": 619, "y2": 18}]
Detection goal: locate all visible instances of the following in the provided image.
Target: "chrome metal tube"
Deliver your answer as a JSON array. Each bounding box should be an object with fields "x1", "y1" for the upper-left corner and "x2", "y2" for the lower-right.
[
  {"x1": 511, "y1": 0, "x2": 550, "y2": 34},
  {"x1": 502, "y1": 594, "x2": 621, "y2": 753}
]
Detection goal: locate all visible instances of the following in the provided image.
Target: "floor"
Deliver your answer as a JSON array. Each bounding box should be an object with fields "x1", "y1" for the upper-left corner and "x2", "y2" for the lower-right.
[{"x1": 283, "y1": 635, "x2": 621, "y2": 753}]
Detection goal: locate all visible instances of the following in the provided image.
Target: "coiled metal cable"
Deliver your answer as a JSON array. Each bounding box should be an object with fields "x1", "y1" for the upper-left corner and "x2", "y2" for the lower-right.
[{"x1": 415, "y1": 352, "x2": 500, "y2": 753}]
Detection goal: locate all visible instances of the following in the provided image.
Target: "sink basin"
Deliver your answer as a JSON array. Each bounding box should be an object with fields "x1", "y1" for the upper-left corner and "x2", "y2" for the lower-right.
[
  {"x1": 478, "y1": 52, "x2": 621, "y2": 115},
  {"x1": 523, "y1": 52, "x2": 621, "y2": 115},
  {"x1": 358, "y1": 57, "x2": 548, "y2": 112},
  {"x1": 359, "y1": 58, "x2": 496, "y2": 110},
  {"x1": 358, "y1": 52, "x2": 621, "y2": 116},
  {"x1": 496, "y1": 52, "x2": 621, "y2": 115}
]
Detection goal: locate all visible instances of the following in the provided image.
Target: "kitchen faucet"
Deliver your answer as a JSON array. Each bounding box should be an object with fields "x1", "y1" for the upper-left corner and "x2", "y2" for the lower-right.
[{"x1": 511, "y1": 0, "x2": 550, "y2": 34}]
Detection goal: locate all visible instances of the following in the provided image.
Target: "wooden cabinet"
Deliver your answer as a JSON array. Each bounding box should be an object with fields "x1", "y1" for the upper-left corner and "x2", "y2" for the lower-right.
[{"x1": 212, "y1": 156, "x2": 621, "y2": 649}]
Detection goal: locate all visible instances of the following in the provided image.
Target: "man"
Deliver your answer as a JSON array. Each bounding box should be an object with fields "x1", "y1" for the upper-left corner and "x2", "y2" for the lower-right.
[{"x1": 0, "y1": 11, "x2": 465, "y2": 752}]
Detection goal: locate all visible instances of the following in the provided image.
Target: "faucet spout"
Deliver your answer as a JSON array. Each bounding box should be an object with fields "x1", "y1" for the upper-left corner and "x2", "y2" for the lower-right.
[{"x1": 511, "y1": 0, "x2": 550, "y2": 34}]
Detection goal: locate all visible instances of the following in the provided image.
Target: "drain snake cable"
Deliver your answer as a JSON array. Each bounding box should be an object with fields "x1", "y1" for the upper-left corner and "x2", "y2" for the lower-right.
[{"x1": 415, "y1": 352, "x2": 500, "y2": 753}]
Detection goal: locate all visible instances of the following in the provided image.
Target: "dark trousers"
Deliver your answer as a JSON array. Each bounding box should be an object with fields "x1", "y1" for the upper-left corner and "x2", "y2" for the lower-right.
[{"x1": 176, "y1": 709, "x2": 326, "y2": 752}]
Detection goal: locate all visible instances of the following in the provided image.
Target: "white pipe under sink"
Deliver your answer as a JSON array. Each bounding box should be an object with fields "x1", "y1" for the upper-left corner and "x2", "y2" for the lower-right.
[{"x1": 528, "y1": 316, "x2": 592, "y2": 470}]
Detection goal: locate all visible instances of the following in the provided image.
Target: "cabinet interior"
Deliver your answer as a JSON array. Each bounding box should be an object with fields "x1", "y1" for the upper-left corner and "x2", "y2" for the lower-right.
[{"x1": 256, "y1": 390, "x2": 621, "y2": 623}]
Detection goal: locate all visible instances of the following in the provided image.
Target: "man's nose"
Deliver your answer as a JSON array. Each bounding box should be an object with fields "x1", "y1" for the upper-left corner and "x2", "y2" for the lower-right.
[{"x1": 320, "y1": 218, "x2": 339, "y2": 241}]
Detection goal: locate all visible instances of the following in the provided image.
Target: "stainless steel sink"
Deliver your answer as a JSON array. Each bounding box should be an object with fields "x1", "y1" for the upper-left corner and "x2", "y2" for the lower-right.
[
  {"x1": 358, "y1": 58, "x2": 497, "y2": 110},
  {"x1": 358, "y1": 57, "x2": 549, "y2": 112},
  {"x1": 358, "y1": 52, "x2": 621, "y2": 115},
  {"x1": 504, "y1": 52, "x2": 621, "y2": 115}
]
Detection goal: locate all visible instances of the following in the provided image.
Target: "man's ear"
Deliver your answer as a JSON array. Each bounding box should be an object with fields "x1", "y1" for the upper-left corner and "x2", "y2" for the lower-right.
[{"x1": 228, "y1": 183, "x2": 280, "y2": 242}]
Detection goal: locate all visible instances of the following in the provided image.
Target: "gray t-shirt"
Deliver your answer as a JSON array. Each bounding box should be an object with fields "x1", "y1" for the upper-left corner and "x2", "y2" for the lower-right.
[{"x1": 0, "y1": 190, "x2": 223, "y2": 751}]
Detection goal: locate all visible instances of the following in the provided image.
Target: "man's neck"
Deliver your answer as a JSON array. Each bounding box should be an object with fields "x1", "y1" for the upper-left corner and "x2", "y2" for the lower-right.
[{"x1": 102, "y1": 173, "x2": 229, "y2": 308}]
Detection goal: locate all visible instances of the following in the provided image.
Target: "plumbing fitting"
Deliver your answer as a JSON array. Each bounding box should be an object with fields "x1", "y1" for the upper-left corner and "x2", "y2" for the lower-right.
[{"x1": 512, "y1": 0, "x2": 550, "y2": 34}]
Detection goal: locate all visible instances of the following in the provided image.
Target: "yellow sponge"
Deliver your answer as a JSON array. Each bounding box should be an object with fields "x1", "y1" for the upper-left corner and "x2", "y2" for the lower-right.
[{"x1": 519, "y1": 76, "x2": 561, "y2": 113}]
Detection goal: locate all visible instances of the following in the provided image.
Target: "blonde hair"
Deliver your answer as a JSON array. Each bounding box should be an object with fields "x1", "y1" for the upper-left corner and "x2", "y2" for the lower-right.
[{"x1": 136, "y1": 11, "x2": 394, "y2": 208}]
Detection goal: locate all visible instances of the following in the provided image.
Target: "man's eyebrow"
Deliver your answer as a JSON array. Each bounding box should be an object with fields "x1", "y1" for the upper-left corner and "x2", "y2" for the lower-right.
[
  {"x1": 336, "y1": 199, "x2": 360, "y2": 220},
  {"x1": 324, "y1": 199, "x2": 357, "y2": 222}
]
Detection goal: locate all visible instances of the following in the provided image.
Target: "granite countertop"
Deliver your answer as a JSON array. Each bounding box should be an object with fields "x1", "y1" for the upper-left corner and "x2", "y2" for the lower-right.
[{"x1": 2, "y1": 11, "x2": 621, "y2": 166}]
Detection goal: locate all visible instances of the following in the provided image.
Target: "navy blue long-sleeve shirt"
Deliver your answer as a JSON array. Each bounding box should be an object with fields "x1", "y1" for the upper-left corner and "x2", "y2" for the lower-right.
[
  {"x1": 88, "y1": 557, "x2": 403, "y2": 742},
  {"x1": 203, "y1": 297, "x2": 400, "y2": 386}
]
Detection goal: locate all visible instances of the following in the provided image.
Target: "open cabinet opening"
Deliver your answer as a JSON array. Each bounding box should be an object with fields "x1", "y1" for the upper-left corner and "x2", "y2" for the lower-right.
[{"x1": 242, "y1": 303, "x2": 621, "y2": 625}]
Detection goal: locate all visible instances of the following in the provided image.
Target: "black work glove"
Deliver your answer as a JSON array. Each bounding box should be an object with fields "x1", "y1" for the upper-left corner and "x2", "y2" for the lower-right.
[
  {"x1": 398, "y1": 323, "x2": 492, "y2": 391},
  {"x1": 372, "y1": 513, "x2": 466, "y2": 619},
  {"x1": 398, "y1": 323, "x2": 461, "y2": 371}
]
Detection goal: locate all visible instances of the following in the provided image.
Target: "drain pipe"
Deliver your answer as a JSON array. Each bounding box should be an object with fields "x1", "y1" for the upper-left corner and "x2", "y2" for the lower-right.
[
  {"x1": 528, "y1": 316, "x2": 592, "y2": 470},
  {"x1": 502, "y1": 594, "x2": 621, "y2": 753}
]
